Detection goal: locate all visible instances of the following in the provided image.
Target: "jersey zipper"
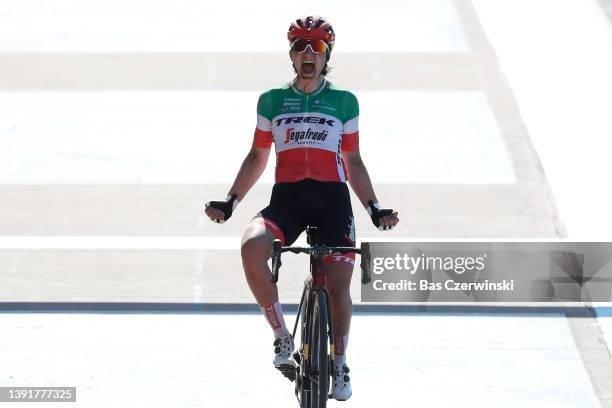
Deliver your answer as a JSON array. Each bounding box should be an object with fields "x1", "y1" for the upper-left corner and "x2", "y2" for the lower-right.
[{"x1": 304, "y1": 92, "x2": 310, "y2": 179}]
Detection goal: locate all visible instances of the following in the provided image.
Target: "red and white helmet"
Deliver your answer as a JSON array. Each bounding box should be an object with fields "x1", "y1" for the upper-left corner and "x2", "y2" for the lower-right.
[{"x1": 287, "y1": 16, "x2": 335, "y2": 53}]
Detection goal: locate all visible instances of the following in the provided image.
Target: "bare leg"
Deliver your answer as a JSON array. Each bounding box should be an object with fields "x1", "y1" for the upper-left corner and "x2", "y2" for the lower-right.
[
  {"x1": 325, "y1": 261, "x2": 354, "y2": 357},
  {"x1": 240, "y1": 219, "x2": 278, "y2": 307},
  {"x1": 241, "y1": 217, "x2": 292, "y2": 343}
]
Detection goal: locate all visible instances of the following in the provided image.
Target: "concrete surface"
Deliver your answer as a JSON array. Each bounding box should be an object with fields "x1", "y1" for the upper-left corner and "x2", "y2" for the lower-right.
[{"x1": 0, "y1": 312, "x2": 604, "y2": 408}]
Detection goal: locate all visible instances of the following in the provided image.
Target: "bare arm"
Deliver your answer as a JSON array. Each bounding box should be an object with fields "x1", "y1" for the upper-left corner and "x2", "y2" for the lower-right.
[
  {"x1": 205, "y1": 144, "x2": 270, "y2": 222},
  {"x1": 344, "y1": 149, "x2": 378, "y2": 208},
  {"x1": 227, "y1": 145, "x2": 271, "y2": 201},
  {"x1": 344, "y1": 149, "x2": 399, "y2": 229}
]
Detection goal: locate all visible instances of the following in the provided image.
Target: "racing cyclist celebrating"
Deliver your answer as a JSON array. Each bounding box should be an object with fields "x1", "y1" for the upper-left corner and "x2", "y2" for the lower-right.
[{"x1": 205, "y1": 15, "x2": 399, "y2": 401}]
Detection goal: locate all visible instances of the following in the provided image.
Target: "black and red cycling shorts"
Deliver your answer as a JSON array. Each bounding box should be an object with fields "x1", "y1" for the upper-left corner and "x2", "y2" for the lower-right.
[{"x1": 256, "y1": 178, "x2": 356, "y2": 264}]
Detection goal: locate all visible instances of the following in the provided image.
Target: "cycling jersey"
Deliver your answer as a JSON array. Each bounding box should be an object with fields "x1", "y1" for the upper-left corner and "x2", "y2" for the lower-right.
[{"x1": 253, "y1": 79, "x2": 359, "y2": 183}]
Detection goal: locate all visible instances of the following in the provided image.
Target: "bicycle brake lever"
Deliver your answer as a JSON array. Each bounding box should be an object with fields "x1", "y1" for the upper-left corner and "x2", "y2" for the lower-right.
[
  {"x1": 360, "y1": 242, "x2": 372, "y2": 284},
  {"x1": 271, "y1": 240, "x2": 282, "y2": 283}
]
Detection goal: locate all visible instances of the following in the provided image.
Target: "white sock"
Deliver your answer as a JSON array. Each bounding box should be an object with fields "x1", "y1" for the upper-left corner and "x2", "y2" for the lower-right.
[
  {"x1": 261, "y1": 302, "x2": 290, "y2": 339},
  {"x1": 334, "y1": 334, "x2": 349, "y2": 366}
]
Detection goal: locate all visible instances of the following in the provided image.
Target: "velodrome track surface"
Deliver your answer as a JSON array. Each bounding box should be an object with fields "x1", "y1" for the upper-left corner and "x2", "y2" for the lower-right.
[
  {"x1": 2, "y1": 0, "x2": 612, "y2": 407},
  {"x1": 0, "y1": 306, "x2": 609, "y2": 408}
]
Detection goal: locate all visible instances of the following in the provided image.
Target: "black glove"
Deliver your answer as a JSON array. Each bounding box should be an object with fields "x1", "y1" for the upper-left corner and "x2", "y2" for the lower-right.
[
  {"x1": 205, "y1": 194, "x2": 238, "y2": 223},
  {"x1": 367, "y1": 200, "x2": 395, "y2": 231}
]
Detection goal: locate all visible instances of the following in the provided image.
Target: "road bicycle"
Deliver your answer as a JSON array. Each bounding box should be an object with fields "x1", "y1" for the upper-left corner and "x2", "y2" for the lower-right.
[{"x1": 270, "y1": 226, "x2": 372, "y2": 408}]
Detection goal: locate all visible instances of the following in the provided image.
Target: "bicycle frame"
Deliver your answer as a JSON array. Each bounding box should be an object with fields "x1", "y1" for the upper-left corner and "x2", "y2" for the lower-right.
[
  {"x1": 301, "y1": 227, "x2": 334, "y2": 398},
  {"x1": 294, "y1": 228, "x2": 332, "y2": 344}
]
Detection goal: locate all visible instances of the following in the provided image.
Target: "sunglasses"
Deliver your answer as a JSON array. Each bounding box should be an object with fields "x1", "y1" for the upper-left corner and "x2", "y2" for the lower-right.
[{"x1": 290, "y1": 38, "x2": 329, "y2": 54}]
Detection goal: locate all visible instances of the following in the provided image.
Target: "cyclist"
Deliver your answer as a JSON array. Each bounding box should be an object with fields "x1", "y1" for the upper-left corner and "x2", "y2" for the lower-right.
[{"x1": 205, "y1": 15, "x2": 399, "y2": 401}]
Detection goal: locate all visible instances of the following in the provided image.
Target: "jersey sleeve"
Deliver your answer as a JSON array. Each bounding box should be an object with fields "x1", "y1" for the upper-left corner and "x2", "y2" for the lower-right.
[
  {"x1": 341, "y1": 91, "x2": 359, "y2": 152},
  {"x1": 253, "y1": 91, "x2": 273, "y2": 148}
]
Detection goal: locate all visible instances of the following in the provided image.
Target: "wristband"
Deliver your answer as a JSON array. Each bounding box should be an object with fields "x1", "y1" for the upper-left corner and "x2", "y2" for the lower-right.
[
  {"x1": 366, "y1": 202, "x2": 380, "y2": 216},
  {"x1": 225, "y1": 195, "x2": 240, "y2": 211}
]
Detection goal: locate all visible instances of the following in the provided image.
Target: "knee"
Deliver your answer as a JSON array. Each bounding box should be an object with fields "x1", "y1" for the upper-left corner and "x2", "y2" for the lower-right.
[
  {"x1": 327, "y1": 282, "x2": 351, "y2": 302},
  {"x1": 240, "y1": 235, "x2": 271, "y2": 265},
  {"x1": 325, "y1": 263, "x2": 353, "y2": 301}
]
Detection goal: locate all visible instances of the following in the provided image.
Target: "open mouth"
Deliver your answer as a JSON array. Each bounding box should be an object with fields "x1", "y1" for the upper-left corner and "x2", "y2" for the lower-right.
[{"x1": 301, "y1": 62, "x2": 315, "y2": 75}]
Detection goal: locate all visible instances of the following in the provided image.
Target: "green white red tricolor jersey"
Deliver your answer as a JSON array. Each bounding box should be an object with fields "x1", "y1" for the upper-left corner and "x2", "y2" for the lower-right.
[{"x1": 253, "y1": 79, "x2": 359, "y2": 183}]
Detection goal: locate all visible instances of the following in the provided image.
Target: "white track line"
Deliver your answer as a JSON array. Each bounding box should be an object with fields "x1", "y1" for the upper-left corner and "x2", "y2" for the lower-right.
[{"x1": 0, "y1": 236, "x2": 603, "y2": 250}]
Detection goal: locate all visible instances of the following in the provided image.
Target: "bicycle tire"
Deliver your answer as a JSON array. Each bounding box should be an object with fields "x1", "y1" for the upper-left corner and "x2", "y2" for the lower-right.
[
  {"x1": 298, "y1": 290, "x2": 310, "y2": 408},
  {"x1": 307, "y1": 290, "x2": 330, "y2": 408}
]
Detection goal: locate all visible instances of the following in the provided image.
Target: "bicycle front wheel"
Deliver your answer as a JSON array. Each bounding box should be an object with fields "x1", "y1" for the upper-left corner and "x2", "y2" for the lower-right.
[{"x1": 306, "y1": 290, "x2": 330, "y2": 408}]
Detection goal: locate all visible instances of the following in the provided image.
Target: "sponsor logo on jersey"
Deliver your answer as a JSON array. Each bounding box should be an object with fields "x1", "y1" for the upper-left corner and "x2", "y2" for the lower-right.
[
  {"x1": 284, "y1": 127, "x2": 329, "y2": 144},
  {"x1": 274, "y1": 116, "x2": 335, "y2": 127},
  {"x1": 282, "y1": 100, "x2": 302, "y2": 113},
  {"x1": 314, "y1": 99, "x2": 336, "y2": 112},
  {"x1": 282, "y1": 105, "x2": 302, "y2": 112}
]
